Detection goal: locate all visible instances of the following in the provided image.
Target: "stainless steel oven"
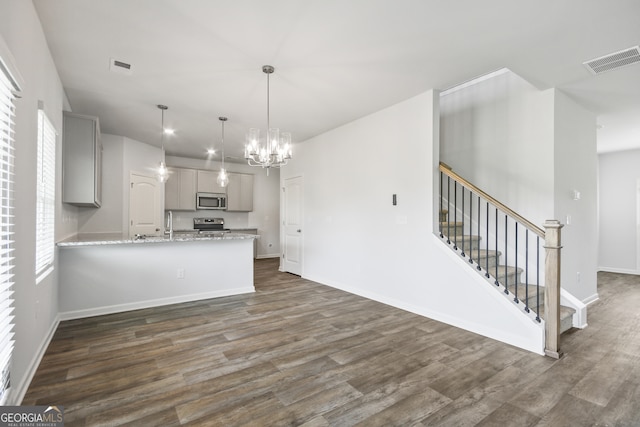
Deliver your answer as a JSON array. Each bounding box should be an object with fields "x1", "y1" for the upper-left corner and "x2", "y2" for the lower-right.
[
  {"x1": 196, "y1": 192, "x2": 227, "y2": 210},
  {"x1": 193, "y1": 217, "x2": 229, "y2": 234}
]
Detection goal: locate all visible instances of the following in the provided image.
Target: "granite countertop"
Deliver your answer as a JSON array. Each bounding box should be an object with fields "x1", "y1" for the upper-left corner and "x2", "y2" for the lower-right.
[{"x1": 57, "y1": 231, "x2": 259, "y2": 248}]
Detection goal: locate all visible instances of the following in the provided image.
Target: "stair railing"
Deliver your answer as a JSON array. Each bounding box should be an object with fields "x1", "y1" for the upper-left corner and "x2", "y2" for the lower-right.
[{"x1": 439, "y1": 162, "x2": 563, "y2": 358}]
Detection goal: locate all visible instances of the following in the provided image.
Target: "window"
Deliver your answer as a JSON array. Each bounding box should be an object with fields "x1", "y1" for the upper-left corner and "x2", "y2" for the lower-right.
[
  {"x1": 0, "y1": 54, "x2": 19, "y2": 405},
  {"x1": 35, "y1": 105, "x2": 55, "y2": 281}
]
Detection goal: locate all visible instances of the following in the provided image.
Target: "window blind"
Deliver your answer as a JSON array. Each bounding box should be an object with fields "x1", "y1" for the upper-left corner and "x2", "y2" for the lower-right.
[
  {"x1": 0, "y1": 59, "x2": 17, "y2": 405},
  {"x1": 35, "y1": 107, "x2": 55, "y2": 280}
]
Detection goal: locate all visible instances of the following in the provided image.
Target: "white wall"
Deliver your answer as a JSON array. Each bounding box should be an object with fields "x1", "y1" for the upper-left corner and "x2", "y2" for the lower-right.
[
  {"x1": 0, "y1": 0, "x2": 71, "y2": 404},
  {"x1": 281, "y1": 90, "x2": 545, "y2": 354},
  {"x1": 166, "y1": 155, "x2": 281, "y2": 258},
  {"x1": 440, "y1": 70, "x2": 555, "y2": 227},
  {"x1": 598, "y1": 149, "x2": 640, "y2": 273},
  {"x1": 553, "y1": 90, "x2": 598, "y2": 302}
]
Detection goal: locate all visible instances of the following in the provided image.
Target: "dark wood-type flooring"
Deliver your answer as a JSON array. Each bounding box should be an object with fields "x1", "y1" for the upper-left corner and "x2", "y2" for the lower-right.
[{"x1": 24, "y1": 259, "x2": 640, "y2": 426}]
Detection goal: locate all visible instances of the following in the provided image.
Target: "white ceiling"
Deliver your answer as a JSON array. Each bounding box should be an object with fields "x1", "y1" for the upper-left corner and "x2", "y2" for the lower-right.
[{"x1": 33, "y1": 0, "x2": 640, "y2": 160}]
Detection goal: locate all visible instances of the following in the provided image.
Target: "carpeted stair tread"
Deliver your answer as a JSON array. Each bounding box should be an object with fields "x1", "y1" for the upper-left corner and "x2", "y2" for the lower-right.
[
  {"x1": 536, "y1": 305, "x2": 576, "y2": 333},
  {"x1": 447, "y1": 234, "x2": 481, "y2": 243},
  {"x1": 467, "y1": 249, "x2": 501, "y2": 258},
  {"x1": 440, "y1": 221, "x2": 464, "y2": 229},
  {"x1": 504, "y1": 283, "x2": 575, "y2": 332}
]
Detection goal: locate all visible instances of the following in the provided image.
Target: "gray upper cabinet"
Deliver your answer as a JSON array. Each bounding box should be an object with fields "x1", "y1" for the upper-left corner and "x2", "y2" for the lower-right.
[
  {"x1": 196, "y1": 170, "x2": 227, "y2": 194},
  {"x1": 165, "y1": 167, "x2": 197, "y2": 211},
  {"x1": 227, "y1": 172, "x2": 254, "y2": 212},
  {"x1": 62, "y1": 112, "x2": 102, "y2": 207}
]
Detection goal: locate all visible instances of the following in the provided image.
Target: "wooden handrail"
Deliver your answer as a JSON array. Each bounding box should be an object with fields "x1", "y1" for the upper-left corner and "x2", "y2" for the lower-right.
[{"x1": 439, "y1": 162, "x2": 545, "y2": 238}]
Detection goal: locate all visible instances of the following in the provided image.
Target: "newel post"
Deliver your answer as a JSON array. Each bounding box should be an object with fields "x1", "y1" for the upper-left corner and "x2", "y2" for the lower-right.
[{"x1": 543, "y1": 220, "x2": 563, "y2": 359}]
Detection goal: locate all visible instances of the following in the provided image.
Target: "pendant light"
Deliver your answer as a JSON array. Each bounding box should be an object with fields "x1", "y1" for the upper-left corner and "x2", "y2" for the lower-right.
[
  {"x1": 244, "y1": 65, "x2": 292, "y2": 174},
  {"x1": 217, "y1": 117, "x2": 229, "y2": 187},
  {"x1": 157, "y1": 104, "x2": 169, "y2": 183}
]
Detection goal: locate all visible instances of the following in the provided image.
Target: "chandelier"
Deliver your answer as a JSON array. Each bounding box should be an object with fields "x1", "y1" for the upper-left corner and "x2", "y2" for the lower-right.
[
  {"x1": 217, "y1": 117, "x2": 229, "y2": 187},
  {"x1": 245, "y1": 65, "x2": 292, "y2": 173},
  {"x1": 156, "y1": 104, "x2": 169, "y2": 183}
]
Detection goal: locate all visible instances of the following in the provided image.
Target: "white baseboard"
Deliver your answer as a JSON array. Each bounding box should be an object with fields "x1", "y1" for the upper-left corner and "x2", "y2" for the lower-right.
[
  {"x1": 12, "y1": 314, "x2": 60, "y2": 405},
  {"x1": 582, "y1": 293, "x2": 599, "y2": 306},
  {"x1": 257, "y1": 253, "x2": 280, "y2": 259},
  {"x1": 59, "y1": 287, "x2": 255, "y2": 321},
  {"x1": 597, "y1": 266, "x2": 640, "y2": 275}
]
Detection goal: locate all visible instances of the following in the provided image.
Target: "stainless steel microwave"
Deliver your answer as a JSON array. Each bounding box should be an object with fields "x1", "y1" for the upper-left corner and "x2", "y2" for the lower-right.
[{"x1": 196, "y1": 192, "x2": 227, "y2": 210}]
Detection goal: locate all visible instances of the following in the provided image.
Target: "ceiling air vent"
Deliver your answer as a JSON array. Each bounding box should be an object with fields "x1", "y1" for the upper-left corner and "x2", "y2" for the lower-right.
[
  {"x1": 109, "y1": 58, "x2": 133, "y2": 75},
  {"x1": 583, "y1": 46, "x2": 640, "y2": 75}
]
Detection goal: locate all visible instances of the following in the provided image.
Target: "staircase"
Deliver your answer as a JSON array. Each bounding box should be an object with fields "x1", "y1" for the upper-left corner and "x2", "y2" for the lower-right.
[{"x1": 438, "y1": 163, "x2": 580, "y2": 357}]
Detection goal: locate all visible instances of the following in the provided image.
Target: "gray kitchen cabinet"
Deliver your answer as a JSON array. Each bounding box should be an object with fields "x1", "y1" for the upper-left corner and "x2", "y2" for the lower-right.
[
  {"x1": 62, "y1": 112, "x2": 102, "y2": 207},
  {"x1": 165, "y1": 167, "x2": 197, "y2": 210},
  {"x1": 227, "y1": 173, "x2": 254, "y2": 212},
  {"x1": 197, "y1": 170, "x2": 227, "y2": 194}
]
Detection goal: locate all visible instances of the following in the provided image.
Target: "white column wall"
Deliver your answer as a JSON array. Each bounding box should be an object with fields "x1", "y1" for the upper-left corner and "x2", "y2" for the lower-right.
[{"x1": 553, "y1": 90, "x2": 598, "y2": 302}]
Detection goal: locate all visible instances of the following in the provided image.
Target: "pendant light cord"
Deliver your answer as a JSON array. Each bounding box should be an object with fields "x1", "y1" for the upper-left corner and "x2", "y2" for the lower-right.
[
  {"x1": 266, "y1": 71, "x2": 270, "y2": 131},
  {"x1": 158, "y1": 104, "x2": 167, "y2": 154},
  {"x1": 221, "y1": 119, "x2": 225, "y2": 169},
  {"x1": 266, "y1": 71, "x2": 271, "y2": 154}
]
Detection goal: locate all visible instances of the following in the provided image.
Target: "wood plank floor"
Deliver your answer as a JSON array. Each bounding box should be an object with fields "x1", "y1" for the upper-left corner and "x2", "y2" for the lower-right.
[{"x1": 24, "y1": 259, "x2": 640, "y2": 426}]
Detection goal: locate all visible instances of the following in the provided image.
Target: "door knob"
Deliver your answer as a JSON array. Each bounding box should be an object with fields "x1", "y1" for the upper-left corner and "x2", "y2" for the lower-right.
[{"x1": 297, "y1": 229, "x2": 301, "y2": 233}]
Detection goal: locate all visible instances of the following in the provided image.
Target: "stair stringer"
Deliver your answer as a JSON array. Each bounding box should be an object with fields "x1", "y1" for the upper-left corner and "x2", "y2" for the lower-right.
[{"x1": 432, "y1": 233, "x2": 545, "y2": 355}]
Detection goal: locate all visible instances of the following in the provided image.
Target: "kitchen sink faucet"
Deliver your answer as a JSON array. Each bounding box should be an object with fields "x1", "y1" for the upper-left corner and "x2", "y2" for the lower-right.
[{"x1": 165, "y1": 210, "x2": 174, "y2": 240}]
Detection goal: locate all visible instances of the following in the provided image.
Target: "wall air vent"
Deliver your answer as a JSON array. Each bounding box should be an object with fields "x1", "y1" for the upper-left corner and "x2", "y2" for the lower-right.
[
  {"x1": 583, "y1": 46, "x2": 640, "y2": 75},
  {"x1": 109, "y1": 58, "x2": 133, "y2": 75}
]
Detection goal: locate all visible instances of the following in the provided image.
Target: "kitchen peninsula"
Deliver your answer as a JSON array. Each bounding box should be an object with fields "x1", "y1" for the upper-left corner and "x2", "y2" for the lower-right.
[{"x1": 57, "y1": 232, "x2": 258, "y2": 320}]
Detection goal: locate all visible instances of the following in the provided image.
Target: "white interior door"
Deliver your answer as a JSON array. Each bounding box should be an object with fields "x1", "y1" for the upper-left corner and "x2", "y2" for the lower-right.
[
  {"x1": 129, "y1": 172, "x2": 162, "y2": 237},
  {"x1": 283, "y1": 176, "x2": 303, "y2": 275}
]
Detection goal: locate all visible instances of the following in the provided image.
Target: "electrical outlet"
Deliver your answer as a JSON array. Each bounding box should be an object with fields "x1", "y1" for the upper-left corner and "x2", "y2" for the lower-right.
[{"x1": 177, "y1": 268, "x2": 185, "y2": 279}]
